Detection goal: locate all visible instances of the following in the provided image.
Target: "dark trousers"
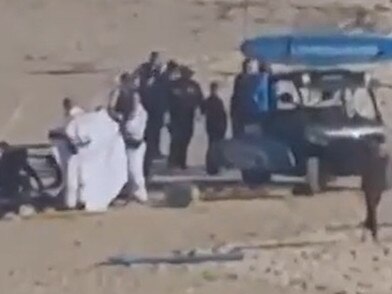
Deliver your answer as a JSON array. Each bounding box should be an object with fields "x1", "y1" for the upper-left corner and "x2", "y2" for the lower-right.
[
  {"x1": 205, "y1": 135, "x2": 224, "y2": 174},
  {"x1": 231, "y1": 114, "x2": 244, "y2": 138},
  {"x1": 145, "y1": 114, "x2": 164, "y2": 157},
  {"x1": 168, "y1": 124, "x2": 193, "y2": 169}
]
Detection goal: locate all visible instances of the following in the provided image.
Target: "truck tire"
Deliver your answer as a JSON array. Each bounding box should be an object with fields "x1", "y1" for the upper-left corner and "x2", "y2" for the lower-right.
[
  {"x1": 306, "y1": 157, "x2": 325, "y2": 195},
  {"x1": 241, "y1": 169, "x2": 271, "y2": 186}
]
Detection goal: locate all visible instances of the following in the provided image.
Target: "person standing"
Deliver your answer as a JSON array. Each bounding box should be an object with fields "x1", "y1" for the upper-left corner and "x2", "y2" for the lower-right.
[
  {"x1": 108, "y1": 72, "x2": 137, "y2": 123},
  {"x1": 202, "y1": 82, "x2": 227, "y2": 174},
  {"x1": 121, "y1": 90, "x2": 149, "y2": 203},
  {"x1": 167, "y1": 66, "x2": 203, "y2": 170},
  {"x1": 138, "y1": 51, "x2": 163, "y2": 92},
  {"x1": 230, "y1": 58, "x2": 258, "y2": 138},
  {"x1": 142, "y1": 60, "x2": 179, "y2": 179},
  {"x1": 49, "y1": 98, "x2": 85, "y2": 195}
]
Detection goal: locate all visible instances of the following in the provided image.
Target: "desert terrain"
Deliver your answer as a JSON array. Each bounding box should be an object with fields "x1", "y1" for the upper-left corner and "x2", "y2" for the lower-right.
[{"x1": 2, "y1": 0, "x2": 392, "y2": 293}]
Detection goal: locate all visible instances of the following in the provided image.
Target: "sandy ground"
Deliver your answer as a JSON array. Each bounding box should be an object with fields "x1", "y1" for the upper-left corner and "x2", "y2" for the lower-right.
[{"x1": 2, "y1": 0, "x2": 392, "y2": 293}]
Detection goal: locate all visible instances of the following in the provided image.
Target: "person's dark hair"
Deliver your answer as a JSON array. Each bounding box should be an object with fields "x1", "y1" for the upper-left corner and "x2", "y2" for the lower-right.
[
  {"x1": 258, "y1": 61, "x2": 267, "y2": 73},
  {"x1": 210, "y1": 81, "x2": 219, "y2": 92},
  {"x1": 0, "y1": 141, "x2": 10, "y2": 150},
  {"x1": 119, "y1": 72, "x2": 132, "y2": 84},
  {"x1": 166, "y1": 60, "x2": 178, "y2": 71},
  {"x1": 149, "y1": 51, "x2": 159, "y2": 62},
  {"x1": 63, "y1": 97, "x2": 72, "y2": 109},
  {"x1": 180, "y1": 66, "x2": 194, "y2": 78}
]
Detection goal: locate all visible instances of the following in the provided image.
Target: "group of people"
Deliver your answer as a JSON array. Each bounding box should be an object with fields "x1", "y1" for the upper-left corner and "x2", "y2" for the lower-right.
[
  {"x1": 49, "y1": 51, "x2": 236, "y2": 211},
  {"x1": 0, "y1": 51, "x2": 274, "y2": 212}
]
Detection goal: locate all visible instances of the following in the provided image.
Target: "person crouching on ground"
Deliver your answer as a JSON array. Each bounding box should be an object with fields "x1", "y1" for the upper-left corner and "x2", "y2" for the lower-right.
[
  {"x1": 121, "y1": 83, "x2": 149, "y2": 204},
  {"x1": 202, "y1": 82, "x2": 227, "y2": 175}
]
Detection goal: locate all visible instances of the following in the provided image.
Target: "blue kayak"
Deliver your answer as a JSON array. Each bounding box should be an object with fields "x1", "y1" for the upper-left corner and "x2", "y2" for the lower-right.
[{"x1": 241, "y1": 32, "x2": 392, "y2": 66}]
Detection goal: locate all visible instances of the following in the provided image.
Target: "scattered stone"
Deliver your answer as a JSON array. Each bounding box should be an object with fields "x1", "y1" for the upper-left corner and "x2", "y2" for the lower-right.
[
  {"x1": 357, "y1": 282, "x2": 373, "y2": 289},
  {"x1": 73, "y1": 240, "x2": 82, "y2": 247},
  {"x1": 224, "y1": 273, "x2": 238, "y2": 281},
  {"x1": 314, "y1": 284, "x2": 328, "y2": 291},
  {"x1": 18, "y1": 204, "x2": 37, "y2": 218},
  {"x1": 2, "y1": 212, "x2": 20, "y2": 221},
  {"x1": 201, "y1": 270, "x2": 218, "y2": 282},
  {"x1": 349, "y1": 249, "x2": 357, "y2": 260}
]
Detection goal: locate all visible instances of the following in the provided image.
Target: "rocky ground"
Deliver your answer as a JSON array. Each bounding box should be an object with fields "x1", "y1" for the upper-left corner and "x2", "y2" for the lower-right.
[{"x1": 1, "y1": 0, "x2": 392, "y2": 293}]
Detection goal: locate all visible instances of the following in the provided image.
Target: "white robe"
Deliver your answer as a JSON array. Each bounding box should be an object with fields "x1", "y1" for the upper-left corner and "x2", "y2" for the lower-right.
[
  {"x1": 50, "y1": 106, "x2": 85, "y2": 190},
  {"x1": 124, "y1": 104, "x2": 148, "y2": 202},
  {"x1": 65, "y1": 109, "x2": 127, "y2": 211}
]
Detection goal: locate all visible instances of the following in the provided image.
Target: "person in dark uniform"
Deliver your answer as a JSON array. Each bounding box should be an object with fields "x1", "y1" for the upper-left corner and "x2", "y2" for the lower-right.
[
  {"x1": 167, "y1": 66, "x2": 203, "y2": 170},
  {"x1": 108, "y1": 72, "x2": 140, "y2": 123},
  {"x1": 230, "y1": 58, "x2": 257, "y2": 138},
  {"x1": 143, "y1": 60, "x2": 179, "y2": 179},
  {"x1": 202, "y1": 82, "x2": 227, "y2": 174},
  {"x1": 0, "y1": 141, "x2": 43, "y2": 202},
  {"x1": 138, "y1": 51, "x2": 163, "y2": 93}
]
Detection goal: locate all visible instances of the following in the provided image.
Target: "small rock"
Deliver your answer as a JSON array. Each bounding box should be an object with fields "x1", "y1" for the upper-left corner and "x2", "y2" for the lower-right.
[
  {"x1": 383, "y1": 247, "x2": 390, "y2": 256},
  {"x1": 73, "y1": 240, "x2": 82, "y2": 247},
  {"x1": 225, "y1": 273, "x2": 238, "y2": 281},
  {"x1": 18, "y1": 205, "x2": 37, "y2": 218},
  {"x1": 2, "y1": 212, "x2": 20, "y2": 221},
  {"x1": 357, "y1": 282, "x2": 372, "y2": 289},
  {"x1": 315, "y1": 284, "x2": 327, "y2": 291}
]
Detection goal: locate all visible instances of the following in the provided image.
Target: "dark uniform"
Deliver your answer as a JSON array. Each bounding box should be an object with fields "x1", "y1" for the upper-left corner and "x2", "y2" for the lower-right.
[
  {"x1": 202, "y1": 94, "x2": 227, "y2": 174},
  {"x1": 230, "y1": 73, "x2": 250, "y2": 138},
  {"x1": 202, "y1": 94, "x2": 227, "y2": 144},
  {"x1": 0, "y1": 145, "x2": 43, "y2": 201},
  {"x1": 361, "y1": 140, "x2": 389, "y2": 240},
  {"x1": 167, "y1": 74, "x2": 203, "y2": 169}
]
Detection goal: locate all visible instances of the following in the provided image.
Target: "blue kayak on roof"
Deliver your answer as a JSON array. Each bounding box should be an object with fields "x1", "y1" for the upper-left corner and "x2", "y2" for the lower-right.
[{"x1": 241, "y1": 32, "x2": 392, "y2": 66}]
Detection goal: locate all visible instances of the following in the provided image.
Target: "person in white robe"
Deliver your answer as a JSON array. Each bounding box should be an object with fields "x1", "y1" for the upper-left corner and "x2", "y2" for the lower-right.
[
  {"x1": 64, "y1": 108, "x2": 128, "y2": 211},
  {"x1": 121, "y1": 92, "x2": 149, "y2": 203},
  {"x1": 49, "y1": 98, "x2": 85, "y2": 193}
]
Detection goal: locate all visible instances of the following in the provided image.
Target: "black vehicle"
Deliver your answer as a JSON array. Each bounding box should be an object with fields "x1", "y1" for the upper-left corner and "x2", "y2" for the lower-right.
[{"x1": 211, "y1": 69, "x2": 387, "y2": 194}]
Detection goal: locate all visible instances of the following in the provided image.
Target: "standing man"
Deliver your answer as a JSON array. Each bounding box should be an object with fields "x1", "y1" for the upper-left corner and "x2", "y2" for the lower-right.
[
  {"x1": 121, "y1": 90, "x2": 149, "y2": 204},
  {"x1": 63, "y1": 97, "x2": 84, "y2": 119},
  {"x1": 167, "y1": 66, "x2": 203, "y2": 170},
  {"x1": 108, "y1": 72, "x2": 137, "y2": 122},
  {"x1": 138, "y1": 51, "x2": 163, "y2": 92},
  {"x1": 230, "y1": 58, "x2": 258, "y2": 138},
  {"x1": 142, "y1": 61, "x2": 179, "y2": 179},
  {"x1": 49, "y1": 97, "x2": 85, "y2": 195},
  {"x1": 202, "y1": 82, "x2": 227, "y2": 174}
]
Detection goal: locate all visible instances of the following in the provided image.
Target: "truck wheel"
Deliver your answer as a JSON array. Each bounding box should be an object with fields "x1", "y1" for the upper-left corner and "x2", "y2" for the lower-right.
[
  {"x1": 241, "y1": 169, "x2": 271, "y2": 186},
  {"x1": 306, "y1": 157, "x2": 327, "y2": 195}
]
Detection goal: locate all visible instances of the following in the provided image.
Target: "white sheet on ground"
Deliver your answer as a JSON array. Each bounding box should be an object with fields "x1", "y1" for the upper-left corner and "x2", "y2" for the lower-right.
[{"x1": 65, "y1": 109, "x2": 127, "y2": 212}]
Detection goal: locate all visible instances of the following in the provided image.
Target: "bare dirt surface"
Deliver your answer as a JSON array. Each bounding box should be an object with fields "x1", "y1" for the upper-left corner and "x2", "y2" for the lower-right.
[{"x1": 2, "y1": 0, "x2": 392, "y2": 293}]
